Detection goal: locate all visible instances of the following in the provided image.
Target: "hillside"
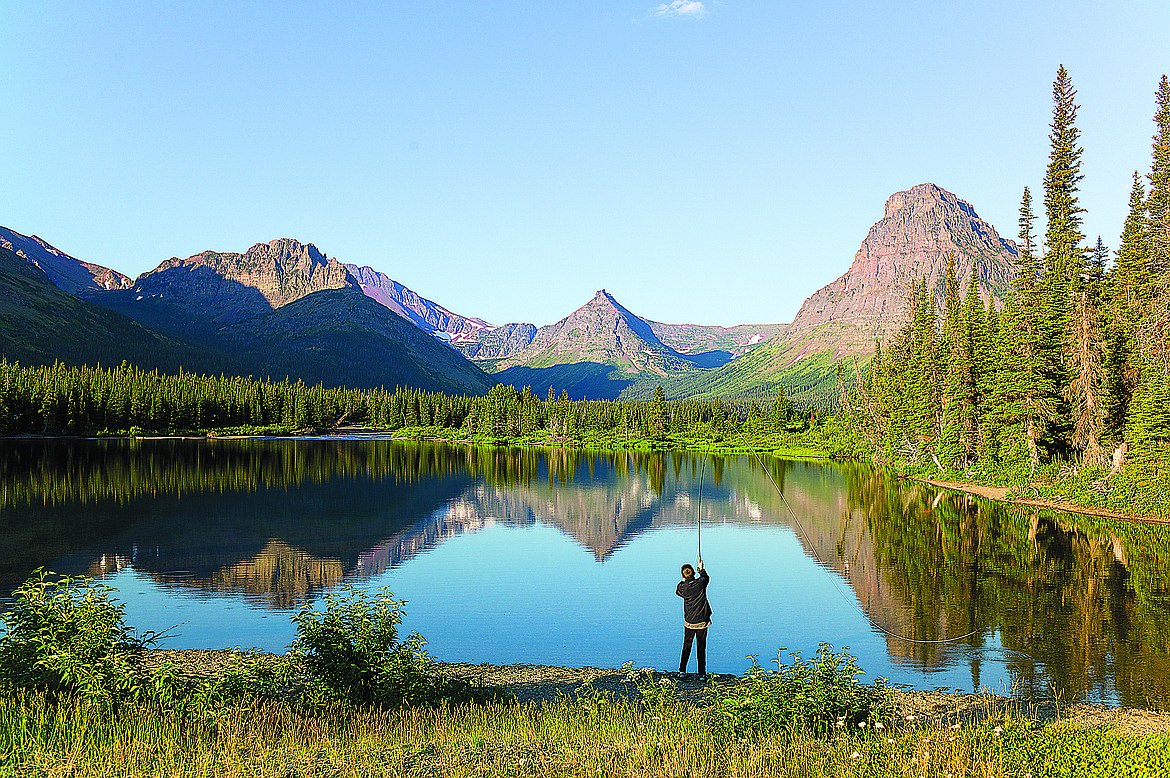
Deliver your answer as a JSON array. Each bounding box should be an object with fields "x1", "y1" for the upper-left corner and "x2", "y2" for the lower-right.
[
  {"x1": 216, "y1": 287, "x2": 496, "y2": 394},
  {"x1": 345, "y1": 264, "x2": 492, "y2": 344}
]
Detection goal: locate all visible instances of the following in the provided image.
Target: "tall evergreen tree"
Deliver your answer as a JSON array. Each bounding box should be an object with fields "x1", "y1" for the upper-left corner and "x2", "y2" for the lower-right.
[
  {"x1": 1143, "y1": 74, "x2": 1170, "y2": 372},
  {"x1": 1041, "y1": 65, "x2": 1086, "y2": 445},
  {"x1": 1147, "y1": 75, "x2": 1170, "y2": 296}
]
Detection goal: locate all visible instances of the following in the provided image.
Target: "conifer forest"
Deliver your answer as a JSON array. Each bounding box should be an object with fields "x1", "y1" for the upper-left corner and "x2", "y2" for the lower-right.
[{"x1": 849, "y1": 69, "x2": 1170, "y2": 496}]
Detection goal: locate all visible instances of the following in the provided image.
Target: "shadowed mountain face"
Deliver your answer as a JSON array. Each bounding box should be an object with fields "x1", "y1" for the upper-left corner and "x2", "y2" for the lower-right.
[
  {"x1": 0, "y1": 226, "x2": 131, "y2": 294},
  {"x1": 215, "y1": 287, "x2": 496, "y2": 394},
  {"x1": 345, "y1": 264, "x2": 492, "y2": 344},
  {"x1": 638, "y1": 183, "x2": 1021, "y2": 407},
  {"x1": 0, "y1": 246, "x2": 237, "y2": 375}
]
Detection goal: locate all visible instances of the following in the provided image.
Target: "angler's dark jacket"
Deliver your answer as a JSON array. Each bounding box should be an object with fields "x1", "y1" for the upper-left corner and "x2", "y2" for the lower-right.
[{"x1": 676, "y1": 569, "x2": 712, "y2": 625}]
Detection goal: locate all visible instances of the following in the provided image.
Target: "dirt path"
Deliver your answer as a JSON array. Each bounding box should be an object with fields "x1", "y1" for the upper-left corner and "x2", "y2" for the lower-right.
[{"x1": 912, "y1": 477, "x2": 1170, "y2": 524}]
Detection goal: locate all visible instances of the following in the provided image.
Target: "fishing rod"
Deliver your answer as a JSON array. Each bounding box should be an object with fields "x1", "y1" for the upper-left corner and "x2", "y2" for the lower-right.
[
  {"x1": 696, "y1": 455, "x2": 706, "y2": 564},
  {"x1": 726, "y1": 417, "x2": 979, "y2": 646}
]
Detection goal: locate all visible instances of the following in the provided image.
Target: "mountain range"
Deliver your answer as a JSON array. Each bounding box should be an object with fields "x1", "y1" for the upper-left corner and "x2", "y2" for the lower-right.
[{"x1": 1, "y1": 182, "x2": 1019, "y2": 406}]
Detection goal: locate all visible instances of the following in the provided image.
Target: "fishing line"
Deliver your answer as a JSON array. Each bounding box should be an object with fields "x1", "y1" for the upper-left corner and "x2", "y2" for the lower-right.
[{"x1": 726, "y1": 418, "x2": 979, "y2": 646}]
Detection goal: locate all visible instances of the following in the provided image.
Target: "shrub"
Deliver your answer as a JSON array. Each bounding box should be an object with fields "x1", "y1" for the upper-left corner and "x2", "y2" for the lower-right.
[
  {"x1": 289, "y1": 584, "x2": 492, "y2": 708},
  {"x1": 711, "y1": 643, "x2": 893, "y2": 737},
  {"x1": 0, "y1": 569, "x2": 150, "y2": 701}
]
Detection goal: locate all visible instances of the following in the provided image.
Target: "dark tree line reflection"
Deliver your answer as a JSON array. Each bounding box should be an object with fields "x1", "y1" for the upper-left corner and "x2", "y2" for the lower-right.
[{"x1": 843, "y1": 466, "x2": 1170, "y2": 707}]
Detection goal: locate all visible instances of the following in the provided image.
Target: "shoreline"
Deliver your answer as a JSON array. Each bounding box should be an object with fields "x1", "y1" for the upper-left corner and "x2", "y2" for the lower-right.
[
  {"x1": 910, "y1": 476, "x2": 1170, "y2": 525},
  {"x1": 137, "y1": 650, "x2": 1170, "y2": 735}
]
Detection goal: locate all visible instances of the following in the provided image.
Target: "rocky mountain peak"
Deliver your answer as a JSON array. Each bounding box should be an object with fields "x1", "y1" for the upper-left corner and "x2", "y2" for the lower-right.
[
  {"x1": 127, "y1": 237, "x2": 357, "y2": 324},
  {"x1": 591, "y1": 289, "x2": 615, "y2": 304},
  {"x1": 785, "y1": 183, "x2": 1018, "y2": 345},
  {"x1": 243, "y1": 238, "x2": 329, "y2": 268}
]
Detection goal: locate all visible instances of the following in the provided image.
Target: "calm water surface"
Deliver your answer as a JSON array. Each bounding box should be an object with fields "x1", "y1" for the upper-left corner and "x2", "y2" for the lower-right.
[{"x1": 2, "y1": 438, "x2": 1168, "y2": 707}]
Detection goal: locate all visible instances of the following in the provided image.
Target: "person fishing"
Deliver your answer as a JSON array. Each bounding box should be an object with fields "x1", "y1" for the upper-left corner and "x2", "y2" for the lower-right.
[{"x1": 676, "y1": 558, "x2": 711, "y2": 680}]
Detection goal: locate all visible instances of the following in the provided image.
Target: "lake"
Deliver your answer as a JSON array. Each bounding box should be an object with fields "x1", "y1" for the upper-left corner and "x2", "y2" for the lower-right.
[{"x1": 2, "y1": 437, "x2": 1168, "y2": 707}]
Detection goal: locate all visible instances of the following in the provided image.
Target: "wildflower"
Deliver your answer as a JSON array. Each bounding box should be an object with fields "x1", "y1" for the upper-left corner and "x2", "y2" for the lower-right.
[
  {"x1": 993, "y1": 726, "x2": 1003, "y2": 736},
  {"x1": 950, "y1": 722, "x2": 961, "y2": 730},
  {"x1": 850, "y1": 752, "x2": 861, "y2": 759},
  {"x1": 874, "y1": 722, "x2": 884, "y2": 729},
  {"x1": 835, "y1": 721, "x2": 844, "y2": 727},
  {"x1": 651, "y1": 716, "x2": 661, "y2": 721},
  {"x1": 887, "y1": 738, "x2": 895, "y2": 744},
  {"x1": 905, "y1": 714, "x2": 916, "y2": 721},
  {"x1": 858, "y1": 721, "x2": 867, "y2": 728}
]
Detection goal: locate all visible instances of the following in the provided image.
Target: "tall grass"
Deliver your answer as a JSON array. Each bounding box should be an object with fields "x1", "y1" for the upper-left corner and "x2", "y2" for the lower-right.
[{"x1": 4, "y1": 690, "x2": 1169, "y2": 778}]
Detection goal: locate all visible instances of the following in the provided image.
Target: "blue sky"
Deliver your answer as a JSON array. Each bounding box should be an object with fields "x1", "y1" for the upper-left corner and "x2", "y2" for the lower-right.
[{"x1": 3, "y1": 1, "x2": 1168, "y2": 328}]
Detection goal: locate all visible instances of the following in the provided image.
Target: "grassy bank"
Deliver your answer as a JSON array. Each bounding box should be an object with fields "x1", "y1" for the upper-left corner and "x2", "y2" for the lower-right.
[
  {"x1": 4, "y1": 688, "x2": 1169, "y2": 778},
  {"x1": 897, "y1": 442, "x2": 1170, "y2": 524}
]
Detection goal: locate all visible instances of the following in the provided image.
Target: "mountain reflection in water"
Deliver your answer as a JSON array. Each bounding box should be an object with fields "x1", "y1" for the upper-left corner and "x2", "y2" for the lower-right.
[{"x1": 1, "y1": 438, "x2": 1168, "y2": 706}]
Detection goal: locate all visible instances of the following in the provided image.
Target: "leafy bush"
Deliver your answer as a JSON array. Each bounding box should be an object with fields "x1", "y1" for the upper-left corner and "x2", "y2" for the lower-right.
[
  {"x1": 0, "y1": 569, "x2": 151, "y2": 700},
  {"x1": 290, "y1": 584, "x2": 494, "y2": 708},
  {"x1": 711, "y1": 643, "x2": 893, "y2": 737}
]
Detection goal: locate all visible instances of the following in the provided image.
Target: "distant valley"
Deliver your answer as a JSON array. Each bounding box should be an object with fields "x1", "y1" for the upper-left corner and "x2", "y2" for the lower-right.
[{"x1": 0, "y1": 182, "x2": 1019, "y2": 406}]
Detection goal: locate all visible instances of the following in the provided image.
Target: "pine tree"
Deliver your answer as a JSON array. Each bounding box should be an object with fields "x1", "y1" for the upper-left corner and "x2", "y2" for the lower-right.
[
  {"x1": 649, "y1": 385, "x2": 669, "y2": 439},
  {"x1": 937, "y1": 256, "x2": 966, "y2": 469},
  {"x1": 1041, "y1": 65, "x2": 1086, "y2": 445},
  {"x1": 1143, "y1": 74, "x2": 1170, "y2": 371},
  {"x1": 1147, "y1": 75, "x2": 1170, "y2": 297},
  {"x1": 1106, "y1": 173, "x2": 1149, "y2": 434},
  {"x1": 1015, "y1": 186, "x2": 1040, "y2": 298}
]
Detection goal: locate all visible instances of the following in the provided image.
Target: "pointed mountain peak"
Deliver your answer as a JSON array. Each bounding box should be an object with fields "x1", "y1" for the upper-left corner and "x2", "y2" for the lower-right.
[
  {"x1": 784, "y1": 183, "x2": 1018, "y2": 346},
  {"x1": 585, "y1": 288, "x2": 629, "y2": 315}
]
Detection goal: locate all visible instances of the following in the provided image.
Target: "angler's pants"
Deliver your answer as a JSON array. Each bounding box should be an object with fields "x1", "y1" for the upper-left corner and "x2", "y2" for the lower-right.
[{"x1": 679, "y1": 626, "x2": 707, "y2": 674}]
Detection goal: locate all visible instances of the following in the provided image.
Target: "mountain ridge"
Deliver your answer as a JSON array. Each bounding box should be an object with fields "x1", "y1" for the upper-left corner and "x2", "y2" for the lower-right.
[{"x1": 0, "y1": 226, "x2": 132, "y2": 294}]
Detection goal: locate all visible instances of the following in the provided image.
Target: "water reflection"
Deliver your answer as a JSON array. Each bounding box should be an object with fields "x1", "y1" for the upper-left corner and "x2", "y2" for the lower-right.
[{"x1": 2, "y1": 438, "x2": 1168, "y2": 705}]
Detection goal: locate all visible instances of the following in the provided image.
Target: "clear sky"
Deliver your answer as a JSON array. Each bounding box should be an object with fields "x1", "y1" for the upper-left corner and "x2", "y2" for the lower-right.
[{"x1": 3, "y1": 1, "x2": 1169, "y2": 328}]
